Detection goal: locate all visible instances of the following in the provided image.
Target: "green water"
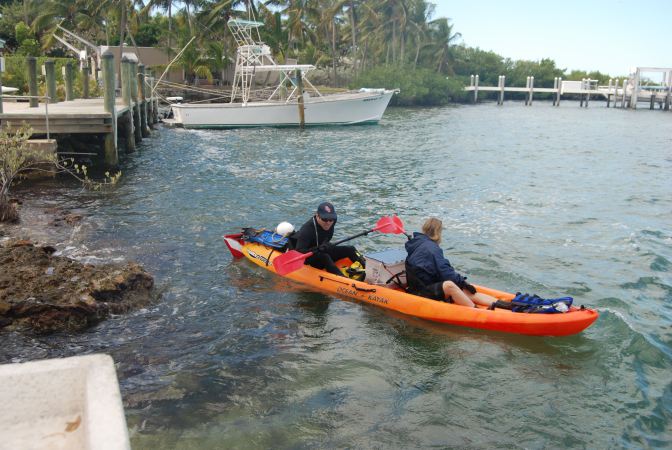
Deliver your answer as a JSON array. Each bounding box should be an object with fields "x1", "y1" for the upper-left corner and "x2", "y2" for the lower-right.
[{"x1": 2, "y1": 103, "x2": 671, "y2": 448}]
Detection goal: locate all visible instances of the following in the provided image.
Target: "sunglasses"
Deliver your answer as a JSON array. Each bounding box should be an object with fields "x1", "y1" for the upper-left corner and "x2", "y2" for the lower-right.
[{"x1": 319, "y1": 217, "x2": 334, "y2": 223}]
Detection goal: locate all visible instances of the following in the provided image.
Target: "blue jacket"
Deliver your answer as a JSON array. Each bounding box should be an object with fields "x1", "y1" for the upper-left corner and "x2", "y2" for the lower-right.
[{"x1": 405, "y1": 232, "x2": 466, "y2": 288}]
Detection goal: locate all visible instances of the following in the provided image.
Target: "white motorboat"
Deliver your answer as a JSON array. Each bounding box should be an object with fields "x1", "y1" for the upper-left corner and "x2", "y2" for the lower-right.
[{"x1": 170, "y1": 19, "x2": 396, "y2": 129}]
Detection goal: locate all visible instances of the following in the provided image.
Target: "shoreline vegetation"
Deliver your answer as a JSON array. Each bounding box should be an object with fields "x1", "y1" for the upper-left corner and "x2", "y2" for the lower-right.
[{"x1": 0, "y1": 1, "x2": 622, "y2": 107}]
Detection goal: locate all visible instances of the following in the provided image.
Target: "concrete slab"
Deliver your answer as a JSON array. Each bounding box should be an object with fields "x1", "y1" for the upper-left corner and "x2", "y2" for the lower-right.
[{"x1": 0, "y1": 354, "x2": 130, "y2": 450}]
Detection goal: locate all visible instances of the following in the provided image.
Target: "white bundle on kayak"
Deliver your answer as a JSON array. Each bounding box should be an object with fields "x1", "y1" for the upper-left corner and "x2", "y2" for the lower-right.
[{"x1": 275, "y1": 221, "x2": 295, "y2": 236}]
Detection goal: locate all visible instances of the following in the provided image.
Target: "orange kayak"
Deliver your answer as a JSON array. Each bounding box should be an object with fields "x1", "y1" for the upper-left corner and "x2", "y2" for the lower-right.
[{"x1": 224, "y1": 233, "x2": 598, "y2": 336}]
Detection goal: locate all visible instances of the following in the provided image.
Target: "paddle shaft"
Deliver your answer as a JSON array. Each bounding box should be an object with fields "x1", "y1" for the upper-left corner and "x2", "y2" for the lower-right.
[
  {"x1": 301, "y1": 227, "x2": 378, "y2": 261},
  {"x1": 329, "y1": 228, "x2": 377, "y2": 247}
]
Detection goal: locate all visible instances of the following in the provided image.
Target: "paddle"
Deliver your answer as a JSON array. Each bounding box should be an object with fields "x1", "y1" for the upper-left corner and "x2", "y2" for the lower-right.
[
  {"x1": 273, "y1": 215, "x2": 406, "y2": 276},
  {"x1": 391, "y1": 215, "x2": 411, "y2": 239}
]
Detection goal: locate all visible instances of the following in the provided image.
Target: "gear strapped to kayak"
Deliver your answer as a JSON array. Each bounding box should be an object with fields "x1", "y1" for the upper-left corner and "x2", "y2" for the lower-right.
[
  {"x1": 489, "y1": 293, "x2": 574, "y2": 313},
  {"x1": 241, "y1": 228, "x2": 291, "y2": 249}
]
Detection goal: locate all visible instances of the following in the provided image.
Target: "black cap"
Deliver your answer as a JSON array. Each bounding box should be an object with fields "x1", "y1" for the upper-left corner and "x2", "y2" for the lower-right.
[{"x1": 316, "y1": 202, "x2": 337, "y2": 220}]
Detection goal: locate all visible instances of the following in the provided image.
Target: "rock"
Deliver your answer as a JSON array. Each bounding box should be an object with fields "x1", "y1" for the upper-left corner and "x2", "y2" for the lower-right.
[{"x1": 0, "y1": 240, "x2": 155, "y2": 334}]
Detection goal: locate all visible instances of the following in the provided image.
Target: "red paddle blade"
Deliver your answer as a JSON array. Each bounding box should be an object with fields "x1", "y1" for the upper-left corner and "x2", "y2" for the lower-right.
[
  {"x1": 391, "y1": 215, "x2": 407, "y2": 234},
  {"x1": 375, "y1": 215, "x2": 405, "y2": 234},
  {"x1": 273, "y1": 250, "x2": 312, "y2": 276}
]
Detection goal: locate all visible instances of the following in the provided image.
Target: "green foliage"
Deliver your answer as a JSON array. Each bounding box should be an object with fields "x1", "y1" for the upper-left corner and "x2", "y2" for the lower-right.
[
  {"x1": 451, "y1": 46, "x2": 506, "y2": 85},
  {"x1": 135, "y1": 16, "x2": 165, "y2": 47},
  {"x1": 14, "y1": 22, "x2": 32, "y2": 44},
  {"x1": 0, "y1": 124, "x2": 56, "y2": 222},
  {"x1": 14, "y1": 22, "x2": 39, "y2": 56},
  {"x1": 0, "y1": 123, "x2": 121, "y2": 222},
  {"x1": 0, "y1": 1, "x2": 24, "y2": 49},
  {"x1": 505, "y1": 58, "x2": 565, "y2": 88},
  {"x1": 1, "y1": 56, "x2": 100, "y2": 99},
  {"x1": 565, "y1": 69, "x2": 614, "y2": 84},
  {"x1": 354, "y1": 66, "x2": 465, "y2": 106}
]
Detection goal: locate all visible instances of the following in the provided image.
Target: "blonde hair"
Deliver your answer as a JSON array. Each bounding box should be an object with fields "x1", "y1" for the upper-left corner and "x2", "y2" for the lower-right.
[{"x1": 422, "y1": 217, "x2": 443, "y2": 243}]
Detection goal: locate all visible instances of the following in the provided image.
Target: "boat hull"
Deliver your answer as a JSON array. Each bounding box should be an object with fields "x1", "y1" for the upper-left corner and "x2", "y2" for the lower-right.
[
  {"x1": 171, "y1": 90, "x2": 395, "y2": 128},
  {"x1": 227, "y1": 237, "x2": 599, "y2": 336}
]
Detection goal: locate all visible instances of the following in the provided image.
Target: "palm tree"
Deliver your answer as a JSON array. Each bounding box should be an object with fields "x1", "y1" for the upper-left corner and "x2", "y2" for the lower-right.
[
  {"x1": 427, "y1": 17, "x2": 461, "y2": 74},
  {"x1": 142, "y1": 0, "x2": 176, "y2": 56}
]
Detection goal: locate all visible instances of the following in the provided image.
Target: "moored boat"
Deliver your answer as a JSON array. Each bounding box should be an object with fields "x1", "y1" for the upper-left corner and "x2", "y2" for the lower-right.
[
  {"x1": 170, "y1": 18, "x2": 397, "y2": 129},
  {"x1": 224, "y1": 230, "x2": 599, "y2": 337}
]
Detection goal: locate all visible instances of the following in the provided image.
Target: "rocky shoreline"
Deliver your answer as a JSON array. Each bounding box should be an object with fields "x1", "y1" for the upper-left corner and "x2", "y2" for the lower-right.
[{"x1": 0, "y1": 206, "x2": 156, "y2": 334}]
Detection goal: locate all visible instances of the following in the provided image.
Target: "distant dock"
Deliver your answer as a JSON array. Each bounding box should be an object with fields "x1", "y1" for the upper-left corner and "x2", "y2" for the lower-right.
[{"x1": 465, "y1": 67, "x2": 672, "y2": 110}]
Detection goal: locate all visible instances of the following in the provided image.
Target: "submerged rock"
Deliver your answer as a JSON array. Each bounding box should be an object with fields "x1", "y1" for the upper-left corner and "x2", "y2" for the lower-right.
[{"x1": 0, "y1": 239, "x2": 154, "y2": 333}]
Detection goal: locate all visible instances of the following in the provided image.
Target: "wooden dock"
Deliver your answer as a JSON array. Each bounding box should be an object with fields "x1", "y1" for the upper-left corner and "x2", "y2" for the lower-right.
[
  {"x1": 465, "y1": 67, "x2": 672, "y2": 110},
  {"x1": 0, "y1": 98, "x2": 132, "y2": 134},
  {"x1": 0, "y1": 52, "x2": 161, "y2": 168}
]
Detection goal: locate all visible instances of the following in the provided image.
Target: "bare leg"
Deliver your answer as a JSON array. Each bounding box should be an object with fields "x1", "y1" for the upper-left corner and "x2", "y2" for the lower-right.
[
  {"x1": 442, "y1": 281, "x2": 474, "y2": 307},
  {"x1": 468, "y1": 291, "x2": 497, "y2": 307}
]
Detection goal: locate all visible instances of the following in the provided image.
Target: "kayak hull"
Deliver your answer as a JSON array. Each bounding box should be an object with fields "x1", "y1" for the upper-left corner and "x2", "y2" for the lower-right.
[{"x1": 227, "y1": 235, "x2": 598, "y2": 336}]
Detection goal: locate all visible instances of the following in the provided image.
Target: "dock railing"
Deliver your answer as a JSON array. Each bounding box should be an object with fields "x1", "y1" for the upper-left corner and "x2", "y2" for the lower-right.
[{"x1": 1, "y1": 95, "x2": 52, "y2": 139}]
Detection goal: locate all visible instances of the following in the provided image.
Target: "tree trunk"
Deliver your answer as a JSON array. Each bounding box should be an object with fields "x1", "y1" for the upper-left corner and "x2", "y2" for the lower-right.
[
  {"x1": 349, "y1": 2, "x2": 357, "y2": 75},
  {"x1": 414, "y1": 43, "x2": 420, "y2": 70},
  {"x1": 23, "y1": 0, "x2": 29, "y2": 25},
  {"x1": 331, "y1": 21, "x2": 337, "y2": 86},
  {"x1": 392, "y1": 22, "x2": 396, "y2": 64},
  {"x1": 185, "y1": 2, "x2": 193, "y2": 35},
  {"x1": 168, "y1": 2, "x2": 172, "y2": 58}
]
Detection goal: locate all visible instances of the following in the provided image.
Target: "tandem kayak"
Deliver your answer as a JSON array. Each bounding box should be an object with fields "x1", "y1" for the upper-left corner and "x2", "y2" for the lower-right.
[{"x1": 224, "y1": 231, "x2": 598, "y2": 337}]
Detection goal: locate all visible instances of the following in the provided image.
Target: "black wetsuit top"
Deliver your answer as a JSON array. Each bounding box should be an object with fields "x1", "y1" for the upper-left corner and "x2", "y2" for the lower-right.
[{"x1": 294, "y1": 216, "x2": 335, "y2": 253}]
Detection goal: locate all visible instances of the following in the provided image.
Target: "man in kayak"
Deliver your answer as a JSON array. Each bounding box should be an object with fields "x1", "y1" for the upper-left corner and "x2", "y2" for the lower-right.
[
  {"x1": 405, "y1": 217, "x2": 496, "y2": 307},
  {"x1": 294, "y1": 202, "x2": 363, "y2": 276}
]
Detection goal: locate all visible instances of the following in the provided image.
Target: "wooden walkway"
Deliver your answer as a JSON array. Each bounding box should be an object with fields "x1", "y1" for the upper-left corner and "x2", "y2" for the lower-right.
[
  {"x1": 0, "y1": 98, "x2": 136, "y2": 134},
  {"x1": 465, "y1": 70, "x2": 672, "y2": 110},
  {"x1": 0, "y1": 52, "x2": 162, "y2": 167}
]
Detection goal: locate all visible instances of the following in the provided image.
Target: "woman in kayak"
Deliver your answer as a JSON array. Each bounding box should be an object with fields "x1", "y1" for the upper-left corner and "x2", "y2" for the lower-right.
[
  {"x1": 405, "y1": 217, "x2": 496, "y2": 307},
  {"x1": 294, "y1": 202, "x2": 364, "y2": 276}
]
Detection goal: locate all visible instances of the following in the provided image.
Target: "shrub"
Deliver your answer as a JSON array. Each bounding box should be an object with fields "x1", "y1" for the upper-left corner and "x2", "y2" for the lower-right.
[{"x1": 353, "y1": 66, "x2": 466, "y2": 106}]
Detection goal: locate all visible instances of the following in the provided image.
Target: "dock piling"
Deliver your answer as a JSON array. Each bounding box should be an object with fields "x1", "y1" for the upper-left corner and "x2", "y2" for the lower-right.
[
  {"x1": 101, "y1": 51, "x2": 118, "y2": 167},
  {"x1": 138, "y1": 64, "x2": 150, "y2": 137},
  {"x1": 295, "y1": 68, "x2": 305, "y2": 128},
  {"x1": 471, "y1": 75, "x2": 480, "y2": 104},
  {"x1": 630, "y1": 69, "x2": 640, "y2": 109},
  {"x1": 44, "y1": 60, "x2": 57, "y2": 104},
  {"x1": 64, "y1": 62, "x2": 74, "y2": 101},
  {"x1": 145, "y1": 69, "x2": 154, "y2": 127},
  {"x1": 82, "y1": 63, "x2": 90, "y2": 99},
  {"x1": 27, "y1": 57, "x2": 38, "y2": 108},
  {"x1": 120, "y1": 57, "x2": 135, "y2": 153},
  {"x1": 585, "y1": 79, "x2": 590, "y2": 107},
  {"x1": 498, "y1": 76, "x2": 505, "y2": 105},
  {"x1": 130, "y1": 61, "x2": 142, "y2": 143},
  {"x1": 580, "y1": 79, "x2": 584, "y2": 107},
  {"x1": 552, "y1": 78, "x2": 558, "y2": 106}
]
